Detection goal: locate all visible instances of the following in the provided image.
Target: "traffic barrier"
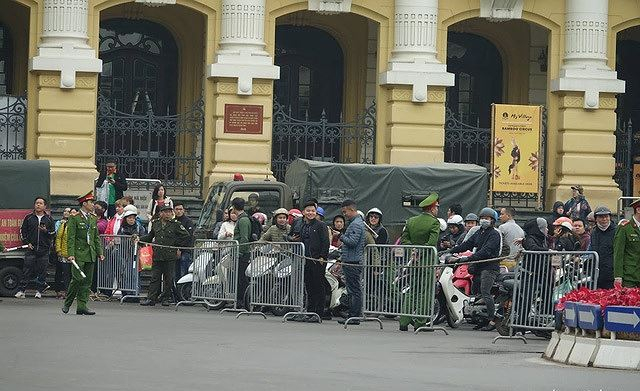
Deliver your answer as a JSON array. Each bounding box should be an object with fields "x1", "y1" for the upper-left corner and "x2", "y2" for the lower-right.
[
  {"x1": 98, "y1": 235, "x2": 143, "y2": 303},
  {"x1": 591, "y1": 306, "x2": 640, "y2": 370},
  {"x1": 176, "y1": 239, "x2": 240, "y2": 312},
  {"x1": 353, "y1": 244, "x2": 447, "y2": 333},
  {"x1": 236, "y1": 242, "x2": 315, "y2": 322},
  {"x1": 494, "y1": 250, "x2": 599, "y2": 344}
]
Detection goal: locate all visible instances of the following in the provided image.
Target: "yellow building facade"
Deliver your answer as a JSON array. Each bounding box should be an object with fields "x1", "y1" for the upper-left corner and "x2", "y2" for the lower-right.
[{"x1": 0, "y1": 0, "x2": 638, "y2": 209}]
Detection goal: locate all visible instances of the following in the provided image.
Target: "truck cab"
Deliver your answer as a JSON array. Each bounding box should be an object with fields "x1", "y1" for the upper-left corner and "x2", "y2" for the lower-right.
[{"x1": 196, "y1": 180, "x2": 293, "y2": 238}]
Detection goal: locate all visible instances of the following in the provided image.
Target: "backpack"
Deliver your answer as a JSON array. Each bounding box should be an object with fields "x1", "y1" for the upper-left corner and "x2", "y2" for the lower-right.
[
  {"x1": 248, "y1": 215, "x2": 263, "y2": 242},
  {"x1": 55, "y1": 221, "x2": 69, "y2": 258}
]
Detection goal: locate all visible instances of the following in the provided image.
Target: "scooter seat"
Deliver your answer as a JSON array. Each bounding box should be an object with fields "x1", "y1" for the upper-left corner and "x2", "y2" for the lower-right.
[{"x1": 496, "y1": 272, "x2": 515, "y2": 282}]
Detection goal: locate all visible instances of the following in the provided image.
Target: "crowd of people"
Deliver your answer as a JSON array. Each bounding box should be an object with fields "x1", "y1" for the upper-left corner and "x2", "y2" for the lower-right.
[{"x1": 5, "y1": 164, "x2": 640, "y2": 330}]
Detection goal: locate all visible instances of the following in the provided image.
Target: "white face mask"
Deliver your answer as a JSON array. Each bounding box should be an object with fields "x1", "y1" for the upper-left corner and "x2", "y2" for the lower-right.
[{"x1": 479, "y1": 219, "x2": 491, "y2": 229}]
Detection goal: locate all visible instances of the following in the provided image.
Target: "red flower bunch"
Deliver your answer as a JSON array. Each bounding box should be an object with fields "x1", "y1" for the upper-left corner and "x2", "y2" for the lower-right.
[{"x1": 556, "y1": 286, "x2": 640, "y2": 311}]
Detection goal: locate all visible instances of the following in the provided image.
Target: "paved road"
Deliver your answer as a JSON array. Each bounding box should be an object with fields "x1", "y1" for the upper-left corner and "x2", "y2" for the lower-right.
[{"x1": 0, "y1": 298, "x2": 636, "y2": 391}]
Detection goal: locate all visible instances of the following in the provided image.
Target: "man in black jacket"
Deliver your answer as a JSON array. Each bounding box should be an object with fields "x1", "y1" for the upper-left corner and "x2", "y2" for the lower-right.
[
  {"x1": 15, "y1": 197, "x2": 56, "y2": 299},
  {"x1": 290, "y1": 201, "x2": 329, "y2": 322},
  {"x1": 173, "y1": 202, "x2": 195, "y2": 279},
  {"x1": 449, "y1": 207, "x2": 502, "y2": 331},
  {"x1": 96, "y1": 161, "x2": 128, "y2": 218},
  {"x1": 590, "y1": 206, "x2": 615, "y2": 289}
]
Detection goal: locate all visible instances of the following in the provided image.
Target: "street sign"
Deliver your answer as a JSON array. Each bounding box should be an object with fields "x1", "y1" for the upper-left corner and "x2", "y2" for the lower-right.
[
  {"x1": 604, "y1": 306, "x2": 640, "y2": 333},
  {"x1": 577, "y1": 303, "x2": 603, "y2": 330},
  {"x1": 564, "y1": 302, "x2": 578, "y2": 328}
]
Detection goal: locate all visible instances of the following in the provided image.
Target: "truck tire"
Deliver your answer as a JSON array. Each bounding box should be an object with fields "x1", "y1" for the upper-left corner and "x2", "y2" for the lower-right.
[{"x1": 0, "y1": 266, "x2": 22, "y2": 297}]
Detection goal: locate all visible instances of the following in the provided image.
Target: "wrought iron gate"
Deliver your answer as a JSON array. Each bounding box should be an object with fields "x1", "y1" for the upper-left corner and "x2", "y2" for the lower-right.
[
  {"x1": 614, "y1": 118, "x2": 634, "y2": 196},
  {"x1": 96, "y1": 95, "x2": 204, "y2": 196},
  {"x1": 0, "y1": 95, "x2": 26, "y2": 160},
  {"x1": 444, "y1": 107, "x2": 547, "y2": 209},
  {"x1": 271, "y1": 100, "x2": 376, "y2": 181}
]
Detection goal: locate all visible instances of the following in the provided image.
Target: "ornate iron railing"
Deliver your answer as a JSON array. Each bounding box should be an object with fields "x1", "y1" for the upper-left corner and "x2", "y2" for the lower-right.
[
  {"x1": 614, "y1": 118, "x2": 633, "y2": 196},
  {"x1": 0, "y1": 95, "x2": 26, "y2": 160},
  {"x1": 96, "y1": 95, "x2": 205, "y2": 196},
  {"x1": 444, "y1": 107, "x2": 548, "y2": 210},
  {"x1": 271, "y1": 99, "x2": 376, "y2": 181}
]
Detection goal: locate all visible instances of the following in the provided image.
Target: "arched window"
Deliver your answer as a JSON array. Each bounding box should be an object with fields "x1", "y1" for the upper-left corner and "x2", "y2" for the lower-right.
[
  {"x1": 99, "y1": 19, "x2": 178, "y2": 115},
  {"x1": 0, "y1": 24, "x2": 12, "y2": 95},
  {"x1": 446, "y1": 32, "x2": 503, "y2": 127},
  {"x1": 274, "y1": 25, "x2": 344, "y2": 121}
]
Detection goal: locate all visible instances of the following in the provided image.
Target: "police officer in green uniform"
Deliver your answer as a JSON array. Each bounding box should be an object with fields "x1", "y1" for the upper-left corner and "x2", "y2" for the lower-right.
[
  {"x1": 63, "y1": 191, "x2": 104, "y2": 315},
  {"x1": 139, "y1": 204, "x2": 191, "y2": 306},
  {"x1": 398, "y1": 193, "x2": 441, "y2": 331},
  {"x1": 613, "y1": 199, "x2": 640, "y2": 288}
]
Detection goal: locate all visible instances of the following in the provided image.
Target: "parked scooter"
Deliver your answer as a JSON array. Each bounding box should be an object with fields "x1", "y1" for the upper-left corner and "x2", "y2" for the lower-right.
[
  {"x1": 324, "y1": 248, "x2": 349, "y2": 317},
  {"x1": 176, "y1": 243, "x2": 231, "y2": 310},
  {"x1": 438, "y1": 253, "x2": 513, "y2": 328},
  {"x1": 243, "y1": 243, "x2": 296, "y2": 315}
]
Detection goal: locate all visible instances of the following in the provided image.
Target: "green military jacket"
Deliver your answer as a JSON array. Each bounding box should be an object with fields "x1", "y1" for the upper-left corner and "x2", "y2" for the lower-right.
[
  {"x1": 401, "y1": 213, "x2": 440, "y2": 247},
  {"x1": 140, "y1": 218, "x2": 191, "y2": 262},
  {"x1": 613, "y1": 219, "x2": 640, "y2": 285},
  {"x1": 67, "y1": 211, "x2": 103, "y2": 263}
]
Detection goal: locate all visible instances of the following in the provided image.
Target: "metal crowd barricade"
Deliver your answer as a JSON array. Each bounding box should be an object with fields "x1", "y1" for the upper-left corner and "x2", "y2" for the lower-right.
[
  {"x1": 176, "y1": 239, "x2": 240, "y2": 313},
  {"x1": 236, "y1": 242, "x2": 313, "y2": 322},
  {"x1": 353, "y1": 244, "x2": 447, "y2": 334},
  {"x1": 98, "y1": 235, "x2": 143, "y2": 303},
  {"x1": 494, "y1": 250, "x2": 599, "y2": 344}
]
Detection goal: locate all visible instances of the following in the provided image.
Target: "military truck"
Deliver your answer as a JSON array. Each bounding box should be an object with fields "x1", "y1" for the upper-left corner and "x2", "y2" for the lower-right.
[
  {"x1": 196, "y1": 159, "x2": 489, "y2": 240},
  {"x1": 0, "y1": 160, "x2": 51, "y2": 296}
]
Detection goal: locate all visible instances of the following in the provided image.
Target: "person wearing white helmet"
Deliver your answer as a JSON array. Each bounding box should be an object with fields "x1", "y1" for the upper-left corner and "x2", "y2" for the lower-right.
[
  {"x1": 554, "y1": 220, "x2": 580, "y2": 251},
  {"x1": 448, "y1": 207, "x2": 502, "y2": 331},
  {"x1": 259, "y1": 208, "x2": 290, "y2": 242},
  {"x1": 439, "y1": 214, "x2": 465, "y2": 250},
  {"x1": 366, "y1": 208, "x2": 388, "y2": 245}
]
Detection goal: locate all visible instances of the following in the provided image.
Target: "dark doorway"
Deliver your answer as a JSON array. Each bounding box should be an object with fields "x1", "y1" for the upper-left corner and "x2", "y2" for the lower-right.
[
  {"x1": 274, "y1": 25, "x2": 344, "y2": 121},
  {"x1": 446, "y1": 32, "x2": 503, "y2": 127},
  {"x1": 98, "y1": 18, "x2": 178, "y2": 115}
]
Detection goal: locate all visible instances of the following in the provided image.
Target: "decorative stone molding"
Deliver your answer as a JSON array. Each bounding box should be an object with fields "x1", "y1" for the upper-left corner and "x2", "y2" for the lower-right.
[
  {"x1": 379, "y1": 0, "x2": 453, "y2": 103},
  {"x1": 550, "y1": 0, "x2": 624, "y2": 109},
  {"x1": 29, "y1": 0, "x2": 102, "y2": 89},
  {"x1": 308, "y1": 0, "x2": 352, "y2": 14},
  {"x1": 480, "y1": 0, "x2": 524, "y2": 22},
  {"x1": 134, "y1": 0, "x2": 176, "y2": 7},
  {"x1": 208, "y1": 0, "x2": 279, "y2": 95}
]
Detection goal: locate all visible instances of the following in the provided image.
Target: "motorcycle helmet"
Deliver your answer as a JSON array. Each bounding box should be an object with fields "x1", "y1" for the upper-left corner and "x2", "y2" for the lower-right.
[
  {"x1": 593, "y1": 206, "x2": 612, "y2": 216},
  {"x1": 553, "y1": 216, "x2": 572, "y2": 226},
  {"x1": 560, "y1": 221, "x2": 574, "y2": 231},
  {"x1": 288, "y1": 208, "x2": 302, "y2": 225},
  {"x1": 252, "y1": 212, "x2": 267, "y2": 225},
  {"x1": 447, "y1": 214, "x2": 464, "y2": 226},
  {"x1": 367, "y1": 207, "x2": 383, "y2": 217},
  {"x1": 464, "y1": 213, "x2": 479, "y2": 222},
  {"x1": 479, "y1": 207, "x2": 498, "y2": 221},
  {"x1": 438, "y1": 218, "x2": 448, "y2": 232},
  {"x1": 316, "y1": 207, "x2": 325, "y2": 217},
  {"x1": 273, "y1": 207, "x2": 289, "y2": 218}
]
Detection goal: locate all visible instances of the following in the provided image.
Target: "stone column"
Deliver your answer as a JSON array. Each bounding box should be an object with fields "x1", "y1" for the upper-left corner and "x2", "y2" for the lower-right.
[
  {"x1": 208, "y1": 0, "x2": 279, "y2": 95},
  {"x1": 207, "y1": 0, "x2": 278, "y2": 183},
  {"x1": 548, "y1": 0, "x2": 625, "y2": 208},
  {"x1": 379, "y1": 0, "x2": 453, "y2": 164},
  {"x1": 30, "y1": 0, "x2": 101, "y2": 88},
  {"x1": 29, "y1": 0, "x2": 102, "y2": 196}
]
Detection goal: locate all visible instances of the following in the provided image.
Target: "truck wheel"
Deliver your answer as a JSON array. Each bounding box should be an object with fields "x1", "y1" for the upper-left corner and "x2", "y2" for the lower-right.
[{"x1": 0, "y1": 266, "x2": 22, "y2": 297}]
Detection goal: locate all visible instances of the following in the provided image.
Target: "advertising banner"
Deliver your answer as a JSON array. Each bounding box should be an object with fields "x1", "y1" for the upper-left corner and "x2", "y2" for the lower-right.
[
  {"x1": 0, "y1": 209, "x2": 30, "y2": 248},
  {"x1": 491, "y1": 104, "x2": 542, "y2": 194}
]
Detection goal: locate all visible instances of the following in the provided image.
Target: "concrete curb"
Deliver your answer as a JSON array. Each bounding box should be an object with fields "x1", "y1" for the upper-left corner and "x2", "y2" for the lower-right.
[
  {"x1": 567, "y1": 335, "x2": 599, "y2": 367},
  {"x1": 543, "y1": 331, "x2": 560, "y2": 359},
  {"x1": 592, "y1": 338, "x2": 640, "y2": 370},
  {"x1": 551, "y1": 332, "x2": 576, "y2": 363}
]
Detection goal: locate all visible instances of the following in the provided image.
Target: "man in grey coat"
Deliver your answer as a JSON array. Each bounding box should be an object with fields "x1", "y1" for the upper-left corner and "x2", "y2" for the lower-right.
[{"x1": 337, "y1": 199, "x2": 366, "y2": 325}]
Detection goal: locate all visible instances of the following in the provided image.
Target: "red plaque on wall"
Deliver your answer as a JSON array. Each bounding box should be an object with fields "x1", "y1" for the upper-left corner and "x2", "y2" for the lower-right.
[{"x1": 224, "y1": 104, "x2": 264, "y2": 134}]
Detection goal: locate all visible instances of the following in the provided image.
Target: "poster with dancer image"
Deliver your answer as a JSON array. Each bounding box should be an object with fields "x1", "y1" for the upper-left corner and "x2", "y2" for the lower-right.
[{"x1": 491, "y1": 104, "x2": 542, "y2": 194}]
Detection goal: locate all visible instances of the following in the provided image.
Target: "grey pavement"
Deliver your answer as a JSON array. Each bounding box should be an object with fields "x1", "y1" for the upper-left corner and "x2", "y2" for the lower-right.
[{"x1": 0, "y1": 297, "x2": 636, "y2": 391}]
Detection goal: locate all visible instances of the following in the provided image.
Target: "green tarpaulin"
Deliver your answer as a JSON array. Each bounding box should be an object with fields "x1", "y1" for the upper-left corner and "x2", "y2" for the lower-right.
[
  {"x1": 0, "y1": 160, "x2": 50, "y2": 209},
  {"x1": 285, "y1": 159, "x2": 489, "y2": 228}
]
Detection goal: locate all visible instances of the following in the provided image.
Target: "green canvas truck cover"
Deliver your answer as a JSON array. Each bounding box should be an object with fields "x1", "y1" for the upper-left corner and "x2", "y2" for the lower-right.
[
  {"x1": 285, "y1": 159, "x2": 488, "y2": 225},
  {"x1": 0, "y1": 160, "x2": 50, "y2": 209}
]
